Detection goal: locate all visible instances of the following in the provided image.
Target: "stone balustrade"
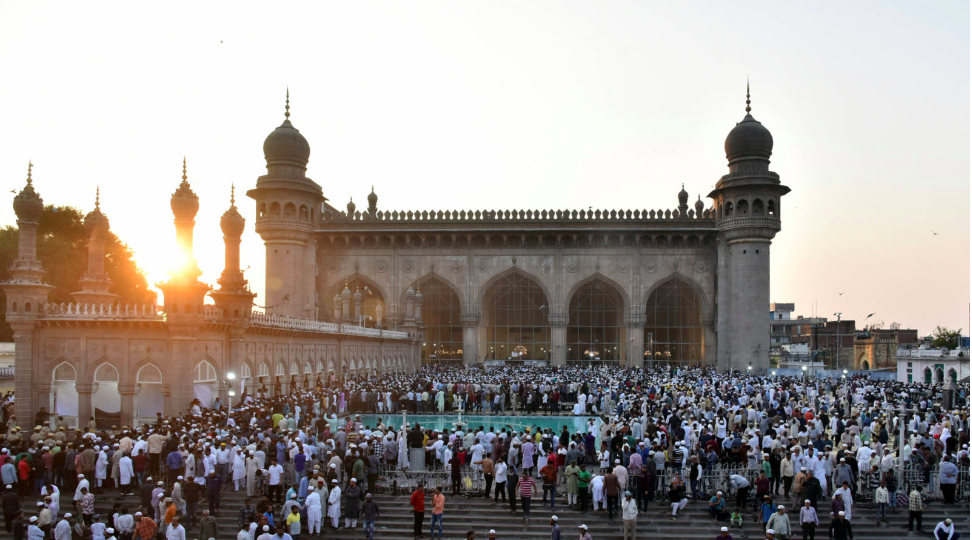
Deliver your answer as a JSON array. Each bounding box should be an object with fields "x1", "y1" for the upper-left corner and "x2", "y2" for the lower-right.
[
  {"x1": 896, "y1": 348, "x2": 964, "y2": 358},
  {"x1": 42, "y1": 302, "x2": 162, "y2": 319},
  {"x1": 248, "y1": 311, "x2": 409, "y2": 339}
]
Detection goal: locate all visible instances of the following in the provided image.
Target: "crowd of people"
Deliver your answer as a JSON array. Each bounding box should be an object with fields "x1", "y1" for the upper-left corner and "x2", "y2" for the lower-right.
[{"x1": 0, "y1": 364, "x2": 967, "y2": 540}]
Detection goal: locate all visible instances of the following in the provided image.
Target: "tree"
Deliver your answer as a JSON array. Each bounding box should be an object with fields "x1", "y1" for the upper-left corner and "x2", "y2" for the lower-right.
[
  {"x1": 0, "y1": 205, "x2": 156, "y2": 340},
  {"x1": 931, "y1": 326, "x2": 961, "y2": 349}
]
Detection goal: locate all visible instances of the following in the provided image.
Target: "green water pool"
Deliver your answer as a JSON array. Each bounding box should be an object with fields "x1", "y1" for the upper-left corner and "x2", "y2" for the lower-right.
[{"x1": 357, "y1": 414, "x2": 604, "y2": 446}]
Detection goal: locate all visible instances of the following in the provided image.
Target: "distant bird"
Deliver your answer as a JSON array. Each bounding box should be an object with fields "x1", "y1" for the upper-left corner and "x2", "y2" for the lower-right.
[
  {"x1": 9, "y1": 190, "x2": 15, "y2": 193},
  {"x1": 865, "y1": 313, "x2": 876, "y2": 319},
  {"x1": 838, "y1": 292, "x2": 844, "y2": 296},
  {"x1": 932, "y1": 231, "x2": 939, "y2": 235}
]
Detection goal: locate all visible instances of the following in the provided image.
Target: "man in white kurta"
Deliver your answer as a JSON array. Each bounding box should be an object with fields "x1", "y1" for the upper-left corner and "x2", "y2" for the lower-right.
[
  {"x1": 118, "y1": 454, "x2": 134, "y2": 495},
  {"x1": 326, "y1": 480, "x2": 342, "y2": 528},
  {"x1": 305, "y1": 487, "x2": 322, "y2": 534}
]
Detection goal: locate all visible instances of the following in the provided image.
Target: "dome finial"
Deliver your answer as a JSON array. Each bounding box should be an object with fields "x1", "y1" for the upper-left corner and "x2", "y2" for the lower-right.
[
  {"x1": 285, "y1": 87, "x2": 290, "y2": 119},
  {"x1": 182, "y1": 156, "x2": 188, "y2": 182},
  {"x1": 745, "y1": 77, "x2": 751, "y2": 115},
  {"x1": 26, "y1": 161, "x2": 33, "y2": 184},
  {"x1": 230, "y1": 183, "x2": 236, "y2": 206},
  {"x1": 95, "y1": 185, "x2": 101, "y2": 209}
]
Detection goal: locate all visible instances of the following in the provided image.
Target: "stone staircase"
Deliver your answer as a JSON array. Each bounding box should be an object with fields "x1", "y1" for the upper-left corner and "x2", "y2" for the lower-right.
[{"x1": 51, "y1": 486, "x2": 969, "y2": 540}]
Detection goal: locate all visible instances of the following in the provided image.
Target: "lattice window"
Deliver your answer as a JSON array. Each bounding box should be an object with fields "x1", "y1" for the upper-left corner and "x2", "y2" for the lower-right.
[
  {"x1": 193, "y1": 361, "x2": 217, "y2": 383},
  {"x1": 52, "y1": 362, "x2": 77, "y2": 382},
  {"x1": 94, "y1": 363, "x2": 119, "y2": 382},
  {"x1": 137, "y1": 364, "x2": 163, "y2": 383}
]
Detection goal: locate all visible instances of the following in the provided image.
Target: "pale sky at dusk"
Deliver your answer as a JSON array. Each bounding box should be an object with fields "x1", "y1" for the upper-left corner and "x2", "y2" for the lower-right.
[{"x1": 0, "y1": 1, "x2": 968, "y2": 336}]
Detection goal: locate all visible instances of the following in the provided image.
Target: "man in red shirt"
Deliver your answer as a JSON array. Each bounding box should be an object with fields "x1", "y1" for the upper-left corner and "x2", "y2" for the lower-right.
[
  {"x1": 410, "y1": 482, "x2": 426, "y2": 539},
  {"x1": 17, "y1": 458, "x2": 30, "y2": 496}
]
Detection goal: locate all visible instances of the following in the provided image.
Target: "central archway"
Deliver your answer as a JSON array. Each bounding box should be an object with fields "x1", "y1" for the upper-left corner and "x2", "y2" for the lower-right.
[
  {"x1": 644, "y1": 274, "x2": 705, "y2": 367},
  {"x1": 482, "y1": 269, "x2": 550, "y2": 361},
  {"x1": 412, "y1": 274, "x2": 463, "y2": 364},
  {"x1": 567, "y1": 276, "x2": 625, "y2": 363}
]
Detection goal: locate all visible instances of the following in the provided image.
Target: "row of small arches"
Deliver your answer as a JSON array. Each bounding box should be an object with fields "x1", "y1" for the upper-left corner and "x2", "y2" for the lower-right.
[
  {"x1": 321, "y1": 233, "x2": 716, "y2": 250},
  {"x1": 719, "y1": 197, "x2": 778, "y2": 220},
  {"x1": 257, "y1": 201, "x2": 314, "y2": 221},
  {"x1": 326, "y1": 207, "x2": 713, "y2": 222}
]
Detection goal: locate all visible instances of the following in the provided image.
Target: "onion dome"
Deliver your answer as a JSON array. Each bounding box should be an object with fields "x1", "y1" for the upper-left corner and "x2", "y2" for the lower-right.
[
  {"x1": 678, "y1": 184, "x2": 689, "y2": 206},
  {"x1": 13, "y1": 162, "x2": 44, "y2": 222},
  {"x1": 341, "y1": 283, "x2": 352, "y2": 301},
  {"x1": 332, "y1": 290, "x2": 342, "y2": 306},
  {"x1": 352, "y1": 287, "x2": 363, "y2": 303},
  {"x1": 367, "y1": 186, "x2": 378, "y2": 207},
  {"x1": 263, "y1": 88, "x2": 310, "y2": 169},
  {"x1": 725, "y1": 82, "x2": 773, "y2": 164},
  {"x1": 404, "y1": 283, "x2": 415, "y2": 300},
  {"x1": 220, "y1": 184, "x2": 246, "y2": 237},
  {"x1": 694, "y1": 195, "x2": 705, "y2": 216},
  {"x1": 414, "y1": 287, "x2": 423, "y2": 305},
  {"x1": 171, "y1": 158, "x2": 200, "y2": 220},
  {"x1": 346, "y1": 197, "x2": 356, "y2": 216},
  {"x1": 84, "y1": 187, "x2": 110, "y2": 237}
]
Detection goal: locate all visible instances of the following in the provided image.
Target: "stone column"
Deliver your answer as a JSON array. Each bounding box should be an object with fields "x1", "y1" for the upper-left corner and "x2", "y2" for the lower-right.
[
  {"x1": 11, "y1": 327, "x2": 36, "y2": 429},
  {"x1": 549, "y1": 308, "x2": 567, "y2": 366},
  {"x1": 36, "y1": 382, "x2": 52, "y2": 427},
  {"x1": 167, "y1": 337, "x2": 195, "y2": 416},
  {"x1": 626, "y1": 312, "x2": 646, "y2": 367},
  {"x1": 76, "y1": 383, "x2": 95, "y2": 425},
  {"x1": 161, "y1": 384, "x2": 173, "y2": 416},
  {"x1": 461, "y1": 312, "x2": 480, "y2": 365},
  {"x1": 119, "y1": 384, "x2": 137, "y2": 428}
]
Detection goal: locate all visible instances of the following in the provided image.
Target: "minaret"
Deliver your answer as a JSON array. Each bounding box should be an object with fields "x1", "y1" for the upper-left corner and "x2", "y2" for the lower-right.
[
  {"x1": 157, "y1": 158, "x2": 211, "y2": 417},
  {"x1": 211, "y1": 185, "x2": 256, "y2": 321},
  {"x1": 1, "y1": 162, "x2": 54, "y2": 427},
  {"x1": 72, "y1": 187, "x2": 120, "y2": 305},
  {"x1": 367, "y1": 186, "x2": 378, "y2": 218},
  {"x1": 710, "y1": 83, "x2": 790, "y2": 372},
  {"x1": 246, "y1": 90, "x2": 325, "y2": 318}
]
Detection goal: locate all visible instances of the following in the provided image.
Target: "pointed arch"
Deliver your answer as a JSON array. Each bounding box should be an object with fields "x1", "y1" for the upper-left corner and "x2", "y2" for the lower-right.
[
  {"x1": 410, "y1": 273, "x2": 464, "y2": 363},
  {"x1": 290, "y1": 361, "x2": 300, "y2": 376},
  {"x1": 565, "y1": 272, "x2": 630, "y2": 310},
  {"x1": 641, "y1": 271, "x2": 710, "y2": 314},
  {"x1": 135, "y1": 362, "x2": 163, "y2": 384},
  {"x1": 275, "y1": 362, "x2": 286, "y2": 377},
  {"x1": 92, "y1": 361, "x2": 120, "y2": 382},
  {"x1": 193, "y1": 359, "x2": 218, "y2": 383},
  {"x1": 643, "y1": 272, "x2": 708, "y2": 366},
  {"x1": 316, "y1": 360, "x2": 324, "y2": 373},
  {"x1": 241, "y1": 361, "x2": 253, "y2": 379},
  {"x1": 476, "y1": 267, "x2": 552, "y2": 308},
  {"x1": 323, "y1": 272, "x2": 388, "y2": 325},
  {"x1": 304, "y1": 361, "x2": 312, "y2": 374},
  {"x1": 258, "y1": 361, "x2": 271, "y2": 378},
  {"x1": 402, "y1": 271, "x2": 466, "y2": 306},
  {"x1": 566, "y1": 273, "x2": 627, "y2": 362},
  {"x1": 479, "y1": 267, "x2": 551, "y2": 361},
  {"x1": 52, "y1": 360, "x2": 77, "y2": 382}
]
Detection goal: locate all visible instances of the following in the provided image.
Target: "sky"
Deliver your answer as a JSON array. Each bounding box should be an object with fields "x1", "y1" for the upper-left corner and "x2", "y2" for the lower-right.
[{"x1": 0, "y1": 1, "x2": 968, "y2": 336}]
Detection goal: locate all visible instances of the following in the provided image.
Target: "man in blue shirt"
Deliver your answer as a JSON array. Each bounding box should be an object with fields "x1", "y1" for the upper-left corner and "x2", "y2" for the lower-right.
[{"x1": 165, "y1": 450, "x2": 184, "y2": 487}]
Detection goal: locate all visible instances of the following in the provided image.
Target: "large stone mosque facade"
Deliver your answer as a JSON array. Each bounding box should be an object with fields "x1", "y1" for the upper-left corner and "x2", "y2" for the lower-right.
[{"x1": 2, "y1": 87, "x2": 788, "y2": 428}]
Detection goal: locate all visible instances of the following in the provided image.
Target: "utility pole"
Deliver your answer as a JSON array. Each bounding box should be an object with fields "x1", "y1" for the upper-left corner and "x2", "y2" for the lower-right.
[{"x1": 897, "y1": 404, "x2": 917, "y2": 492}]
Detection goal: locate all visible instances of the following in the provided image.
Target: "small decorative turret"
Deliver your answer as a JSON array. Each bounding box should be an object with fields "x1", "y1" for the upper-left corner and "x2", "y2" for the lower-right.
[
  {"x1": 347, "y1": 197, "x2": 356, "y2": 217},
  {"x1": 352, "y1": 286, "x2": 363, "y2": 319},
  {"x1": 219, "y1": 185, "x2": 246, "y2": 238},
  {"x1": 414, "y1": 286, "x2": 423, "y2": 323},
  {"x1": 341, "y1": 282, "x2": 352, "y2": 321},
  {"x1": 72, "y1": 187, "x2": 119, "y2": 305},
  {"x1": 171, "y1": 158, "x2": 200, "y2": 221},
  {"x1": 332, "y1": 290, "x2": 343, "y2": 321},
  {"x1": 84, "y1": 187, "x2": 110, "y2": 237},
  {"x1": 367, "y1": 186, "x2": 378, "y2": 215},
  {"x1": 695, "y1": 195, "x2": 705, "y2": 218},
  {"x1": 677, "y1": 184, "x2": 689, "y2": 217},
  {"x1": 13, "y1": 162, "x2": 43, "y2": 223}
]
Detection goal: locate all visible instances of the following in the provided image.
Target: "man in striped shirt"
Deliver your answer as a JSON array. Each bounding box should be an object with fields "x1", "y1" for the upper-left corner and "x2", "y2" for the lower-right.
[{"x1": 516, "y1": 471, "x2": 537, "y2": 524}]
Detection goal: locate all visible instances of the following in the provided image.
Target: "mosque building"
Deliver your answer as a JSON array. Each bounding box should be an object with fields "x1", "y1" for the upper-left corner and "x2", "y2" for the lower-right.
[{"x1": 1, "y1": 86, "x2": 788, "y2": 428}]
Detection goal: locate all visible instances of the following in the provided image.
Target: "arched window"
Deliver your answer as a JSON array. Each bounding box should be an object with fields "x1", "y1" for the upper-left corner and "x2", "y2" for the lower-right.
[
  {"x1": 767, "y1": 199, "x2": 776, "y2": 218},
  {"x1": 24, "y1": 302, "x2": 30, "y2": 313},
  {"x1": 241, "y1": 362, "x2": 252, "y2": 379},
  {"x1": 258, "y1": 203, "x2": 267, "y2": 218},
  {"x1": 644, "y1": 276, "x2": 704, "y2": 366},
  {"x1": 299, "y1": 205, "x2": 308, "y2": 220},
  {"x1": 275, "y1": 362, "x2": 286, "y2": 377},
  {"x1": 752, "y1": 198, "x2": 764, "y2": 215},
  {"x1": 269, "y1": 202, "x2": 281, "y2": 216},
  {"x1": 136, "y1": 364, "x2": 163, "y2": 383},
  {"x1": 737, "y1": 199, "x2": 749, "y2": 215},
  {"x1": 258, "y1": 362, "x2": 270, "y2": 378},
  {"x1": 949, "y1": 368, "x2": 957, "y2": 383},
  {"x1": 290, "y1": 361, "x2": 299, "y2": 375},
  {"x1": 193, "y1": 360, "x2": 218, "y2": 383},
  {"x1": 567, "y1": 278, "x2": 624, "y2": 362},
  {"x1": 936, "y1": 367, "x2": 944, "y2": 383},
  {"x1": 283, "y1": 203, "x2": 296, "y2": 218},
  {"x1": 924, "y1": 367, "x2": 932, "y2": 384},
  {"x1": 725, "y1": 202, "x2": 733, "y2": 217},
  {"x1": 416, "y1": 276, "x2": 463, "y2": 364},
  {"x1": 52, "y1": 362, "x2": 77, "y2": 382},
  {"x1": 94, "y1": 363, "x2": 119, "y2": 382},
  {"x1": 483, "y1": 270, "x2": 550, "y2": 361}
]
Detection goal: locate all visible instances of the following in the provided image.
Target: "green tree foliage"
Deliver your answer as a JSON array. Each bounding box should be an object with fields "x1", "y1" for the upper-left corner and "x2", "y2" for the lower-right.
[
  {"x1": 0, "y1": 205, "x2": 155, "y2": 340},
  {"x1": 931, "y1": 326, "x2": 961, "y2": 349}
]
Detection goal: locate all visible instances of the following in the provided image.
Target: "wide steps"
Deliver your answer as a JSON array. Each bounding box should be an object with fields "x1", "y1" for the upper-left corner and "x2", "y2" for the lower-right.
[{"x1": 62, "y1": 488, "x2": 970, "y2": 540}]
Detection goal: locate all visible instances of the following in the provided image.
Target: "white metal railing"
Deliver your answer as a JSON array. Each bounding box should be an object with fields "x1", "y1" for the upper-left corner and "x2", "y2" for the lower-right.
[
  {"x1": 42, "y1": 302, "x2": 162, "y2": 319},
  {"x1": 248, "y1": 312, "x2": 409, "y2": 339}
]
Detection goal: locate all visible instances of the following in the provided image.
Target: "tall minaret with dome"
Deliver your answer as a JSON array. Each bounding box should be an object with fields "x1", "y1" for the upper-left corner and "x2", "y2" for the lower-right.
[
  {"x1": 247, "y1": 90, "x2": 325, "y2": 318},
  {"x1": 710, "y1": 84, "x2": 790, "y2": 372}
]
